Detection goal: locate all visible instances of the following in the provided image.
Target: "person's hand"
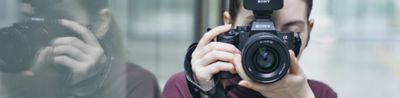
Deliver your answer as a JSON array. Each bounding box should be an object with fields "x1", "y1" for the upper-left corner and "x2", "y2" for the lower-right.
[
  {"x1": 191, "y1": 24, "x2": 241, "y2": 90},
  {"x1": 237, "y1": 50, "x2": 315, "y2": 98},
  {"x1": 51, "y1": 19, "x2": 105, "y2": 82}
]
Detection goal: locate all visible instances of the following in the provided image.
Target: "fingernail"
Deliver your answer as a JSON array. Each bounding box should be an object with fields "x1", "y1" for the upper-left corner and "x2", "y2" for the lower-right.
[
  {"x1": 58, "y1": 19, "x2": 67, "y2": 26},
  {"x1": 58, "y1": 19, "x2": 64, "y2": 23},
  {"x1": 225, "y1": 24, "x2": 232, "y2": 28},
  {"x1": 234, "y1": 53, "x2": 241, "y2": 59},
  {"x1": 22, "y1": 71, "x2": 34, "y2": 76},
  {"x1": 235, "y1": 50, "x2": 241, "y2": 54},
  {"x1": 238, "y1": 81, "x2": 247, "y2": 87},
  {"x1": 289, "y1": 50, "x2": 294, "y2": 55}
]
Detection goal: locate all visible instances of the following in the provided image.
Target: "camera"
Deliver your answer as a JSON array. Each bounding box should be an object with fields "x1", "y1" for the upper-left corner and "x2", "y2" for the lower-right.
[
  {"x1": 216, "y1": 0, "x2": 301, "y2": 84},
  {"x1": 0, "y1": 17, "x2": 80, "y2": 73}
]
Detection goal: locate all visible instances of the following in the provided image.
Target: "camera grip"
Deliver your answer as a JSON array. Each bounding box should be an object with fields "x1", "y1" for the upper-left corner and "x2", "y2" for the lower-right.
[{"x1": 218, "y1": 71, "x2": 234, "y2": 79}]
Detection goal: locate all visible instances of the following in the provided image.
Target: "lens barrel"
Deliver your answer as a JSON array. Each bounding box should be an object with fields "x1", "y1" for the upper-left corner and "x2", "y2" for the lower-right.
[{"x1": 241, "y1": 32, "x2": 290, "y2": 84}]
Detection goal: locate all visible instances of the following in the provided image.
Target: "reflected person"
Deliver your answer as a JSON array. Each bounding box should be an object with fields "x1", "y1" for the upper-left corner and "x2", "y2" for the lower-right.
[{"x1": 0, "y1": 0, "x2": 160, "y2": 98}]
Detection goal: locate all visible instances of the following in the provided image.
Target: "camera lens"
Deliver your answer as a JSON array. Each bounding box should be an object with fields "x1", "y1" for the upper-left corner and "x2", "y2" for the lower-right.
[
  {"x1": 241, "y1": 33, "x2": 290, "y2": 84},
  {"x1": 0, "y1": 18, "x2": 76, "y2": 73},
  {"x1": 0, "y1": 28, "x2": 34, "y2": 73},
  {"x1": 253, "y1": 47, "x2": 278, "y2": 73}
]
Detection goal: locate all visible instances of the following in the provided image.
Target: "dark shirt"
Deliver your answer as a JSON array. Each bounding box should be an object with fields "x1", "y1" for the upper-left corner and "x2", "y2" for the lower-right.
[
  {"x1": 100, "y1": 58, "x2": 161, "y2": 98},
  {"x1": 0, "y1": 58, "x2": 160, "y2": 98},
  {"x1": 162, "y1": 72, "x2": 337, "y2": 98}
]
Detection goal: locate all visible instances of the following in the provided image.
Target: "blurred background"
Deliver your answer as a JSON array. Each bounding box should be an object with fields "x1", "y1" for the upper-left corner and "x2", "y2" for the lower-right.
[{"x1": 0, "y1": 0, "x2": 400, "y2": 97}]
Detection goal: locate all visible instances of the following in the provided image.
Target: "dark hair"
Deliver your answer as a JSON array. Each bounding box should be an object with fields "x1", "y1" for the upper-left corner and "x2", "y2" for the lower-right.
[
  {"x1": 229, "y1": 0, "x2": 241, "y2": 23},
  {"x1": 22, "y1": 0, "x2": 108, "y2": 16},
  {"x1": 80, "y1": 0, "x2": 108, "y2": 16},
  {"x1": 229, "y1": 0, "x2": 313, "y2": 20},
  {"x1": 22, "y1": 0, "x2": 125, "y2": 58}
]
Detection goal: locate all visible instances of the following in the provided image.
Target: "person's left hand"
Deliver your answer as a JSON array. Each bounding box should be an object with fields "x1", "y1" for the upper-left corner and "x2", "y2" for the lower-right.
[
  {"x1": 236, "y1": 50, "x2": 315, "y2": 98},
  {"x1": 51, "y1": 19, "x2": 105, "y2": 82}
]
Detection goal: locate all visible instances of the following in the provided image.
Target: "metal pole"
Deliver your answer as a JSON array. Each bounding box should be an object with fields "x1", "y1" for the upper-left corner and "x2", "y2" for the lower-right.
[{"x1": 193, "y1": 0, "x2": 209, "y2": 42}]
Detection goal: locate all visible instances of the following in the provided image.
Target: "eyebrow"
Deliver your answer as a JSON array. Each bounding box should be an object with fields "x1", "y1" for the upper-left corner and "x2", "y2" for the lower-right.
[{"x1": 282, "y1": 20, "x2": 306, "y2": 28}]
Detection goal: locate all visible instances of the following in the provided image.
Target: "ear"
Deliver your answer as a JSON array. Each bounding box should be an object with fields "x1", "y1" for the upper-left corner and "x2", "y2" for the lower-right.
[
  {"x1": 305, "y1": 19, "x2": 314, "y2": 47},
  {"x1": 94, "y1": 8, "x2": 111, "y2": 38},
  {"x1": 223, "y1": 11, "x2": 232, "y2": 25}
]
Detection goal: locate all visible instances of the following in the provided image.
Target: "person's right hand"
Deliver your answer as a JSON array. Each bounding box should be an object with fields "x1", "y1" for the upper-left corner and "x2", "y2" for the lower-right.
[
  {"x1": 51, "y1": 19, "x2": 105, "y2": 83},
  {"x1": 191, "y1": 24, "x2": 241, "y2": 90}
]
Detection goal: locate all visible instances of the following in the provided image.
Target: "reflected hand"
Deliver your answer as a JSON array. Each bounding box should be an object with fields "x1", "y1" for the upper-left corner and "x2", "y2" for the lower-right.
[{"x1": 51, "y1": 19, "x2": 105, "y2": 82}]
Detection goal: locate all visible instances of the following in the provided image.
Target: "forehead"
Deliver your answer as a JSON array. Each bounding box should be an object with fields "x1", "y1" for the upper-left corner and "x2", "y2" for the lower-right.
[
  {"x1": 27, "y1": 0, "x2": 90, "y2": 22},
  {"x1": 273, "y1": 0, "x2": 307, "y2": 23},
  {"x1": 237, "y1": 0, "x2": 308, "y2": 21}
]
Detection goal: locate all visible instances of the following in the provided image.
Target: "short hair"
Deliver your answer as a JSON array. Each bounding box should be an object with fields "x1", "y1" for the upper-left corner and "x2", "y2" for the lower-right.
[
  {"x1": 21, "y1": 0, "x2": 108, "y2": 16},
  {"x1": 229, "y1": 0, "x2": 313, "y2": 20},
  {"x1": 21, "y1": 0, "x2": 126, "y2": 58},
  {"x1": 80, "y1": 0, "x2": 108, "y2": 16}
]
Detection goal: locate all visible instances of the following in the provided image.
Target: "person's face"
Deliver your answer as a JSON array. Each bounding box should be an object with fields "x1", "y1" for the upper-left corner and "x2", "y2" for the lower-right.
[
  {"x1": 51, "y1": 0, "x2": 91, "y2": 27},
  {"x1": 28, "y1": 0, "x2": 111, "y2": 38},
  {"x1": 0, "y1": 1, "x2": 111, "y2": 96},
  {"x1": 226, "y1": 0, "x2": 314, "y2": 58},
  {"x1": 24, "y1": 0, "x2": 111, "y2": 73},
  {"x1": 9, "y1": 1, "x2": 87, "y2": 76},
  {"x1": 1, "y1": 0, "x2": 86, "y2": 82}
]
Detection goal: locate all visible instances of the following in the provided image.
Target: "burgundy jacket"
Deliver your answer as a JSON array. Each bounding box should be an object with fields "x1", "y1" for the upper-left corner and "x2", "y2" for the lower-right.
[
  {"x1": 101, "y1": 59, "x2": 161, "y2": 98},
  {"x1": 0, "y1": 59, "x2": 160, "y2": 98},
  {"x1": 162, "y1": 72, "x2": 337, "y2": 98},
  {"x1": 162, "y1": 43, "x2": 336, "y2": 98}
]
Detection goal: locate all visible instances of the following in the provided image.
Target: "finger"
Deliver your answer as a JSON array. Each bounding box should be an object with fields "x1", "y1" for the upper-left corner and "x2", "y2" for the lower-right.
[
  {"x1": 53, "y1": 56, "x2": 84, "y2": 72},
  {"x1": 53, "y1": 45, "x2": 88, "y2": 61},
  {"x1": 51, "y1": 37, "x2": 89, "y2": 53},
  {"x1": 197, "y1": 25, "x2": 232, "y2": 49},
  {"x1": 204, "y1": 61, "x2": 236, "y2": 76},
  {"x1": 289, "y1": 50, "x2": 303, "y2": 75},
  {"x1": 60, "y1": 19, "x2": 100, "y2": 46},
  {"x1": 238, "y1": 80, "x2": 265, "y2": 92},
  {"x1": 232, "y1": 52, "x2": 242, "y2": 64},
  {"x1": 195, "y1": 50, "x2": 236, "y2": 67},
  {"x1": 238, "y1": 80, "x2": 280, "y2": 97},
  {"x1": 21, "y1": 71, "x2": 35, "y2": 76},
  {"x1": 193, "y1": 61, "x2": 235, "y2": 81},
  {"x1": 33, "y1": 47, "x2": 52, "y2": 66},
  {"x1": 35, "y1": 47, "x2": 51, "y2": 63},
  {"x1": 233, "y1": 53, "x2": 250, "y2": 80},
  {"x1": 197, "y1": 42, "x2": 240, "y2": 58}
]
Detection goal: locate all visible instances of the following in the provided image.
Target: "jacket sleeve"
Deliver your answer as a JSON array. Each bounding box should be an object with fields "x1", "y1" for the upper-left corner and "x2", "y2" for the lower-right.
[
  {"x1": 162, "y1": 43, "x2": 226, "y2": 98},
  {"x1": 126, "y1": 64, "x2": 161, "y2": 98},
  {"x1": 162, "y1": 72, "x2": 191, "y2": 98},
  {"x1": 162, "y1": 43, "x2": 198, "y2": 98},
  {"x1": 308, "y1": 80, "x2": 338, "y2": 98}
]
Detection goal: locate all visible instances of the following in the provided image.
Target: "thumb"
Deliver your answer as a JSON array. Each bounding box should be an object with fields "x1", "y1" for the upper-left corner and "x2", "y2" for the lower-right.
[
  {"x1": 289, "y1": 50, "x2": 303, "y2": 75},
  {"x1": 238, "y1": 80, "x2": 259, "y2": 91},
  {"x1": 33, "y1": 47, "x2": 52, "y2": 67}
]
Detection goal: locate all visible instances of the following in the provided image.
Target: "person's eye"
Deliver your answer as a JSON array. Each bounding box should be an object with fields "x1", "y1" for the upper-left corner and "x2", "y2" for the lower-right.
[{"x1": 283, "y1": 25, "x2": 304, "y2": 33}]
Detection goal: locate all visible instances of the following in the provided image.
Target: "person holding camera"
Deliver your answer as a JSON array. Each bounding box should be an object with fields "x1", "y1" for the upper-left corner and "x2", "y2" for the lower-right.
[
  {"x1": 0, "y1": 0, "x2": 160, "y2": 98},
  {"x1": 162, "y1": 0, "x2": 336, "y2": 98}
]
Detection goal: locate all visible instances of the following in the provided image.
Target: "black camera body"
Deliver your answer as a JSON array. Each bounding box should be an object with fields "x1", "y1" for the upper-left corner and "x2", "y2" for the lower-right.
[
  {"x1": 216, "y1": 0, "x2": 301, "y2": 84},
  {"x1": 0, "y1": 17, "x2": 79, "y2": 73}
]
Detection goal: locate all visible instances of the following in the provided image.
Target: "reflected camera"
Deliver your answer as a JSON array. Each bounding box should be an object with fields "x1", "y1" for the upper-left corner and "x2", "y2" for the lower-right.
[{"x1": 0, "y1": 17, "x2": 79, "y2": 73}]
